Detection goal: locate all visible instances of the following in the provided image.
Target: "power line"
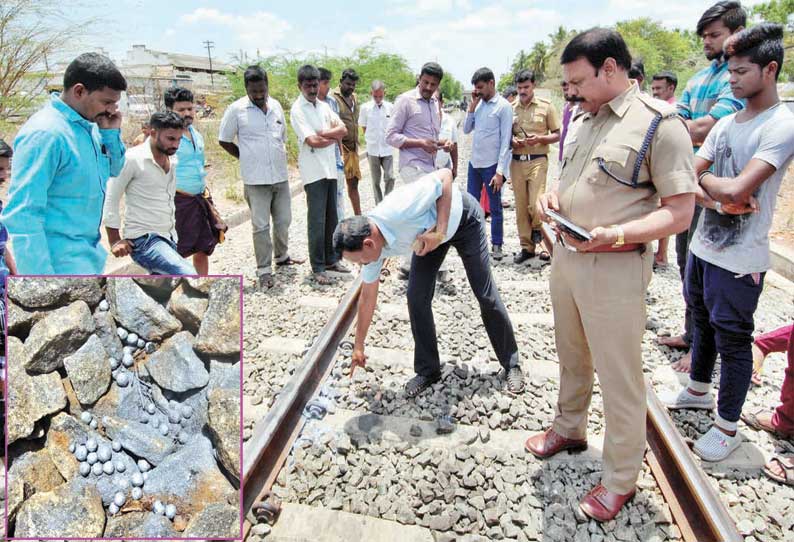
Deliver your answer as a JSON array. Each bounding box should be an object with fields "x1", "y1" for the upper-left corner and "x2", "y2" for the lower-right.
[{"x1": 203, "y1": 40, "x2": 215, "y2": 88}]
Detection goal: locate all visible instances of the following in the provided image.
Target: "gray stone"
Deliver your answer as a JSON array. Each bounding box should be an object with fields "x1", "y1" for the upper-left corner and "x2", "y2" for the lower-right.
[
  {"x1": 102, "y1": 415, "x2": 176, "y2": 465},
  {"x1": 207, "y1": 388, "x2": 240, "y2": 481},
  {"x1": 63, "y1": 334, "x2": 111, "y2": 405},
  {"x1": 104, "y1": 511, "x2": 180, "y2": 537},
  {"x1": 184, "y1": 504, "x2": 239, "y2": 538},
  {"x1": 94, "y1": 311, "x2": 125, "y2": 360},
  {"x1": 167, "y1": 282, "x2": 209, "y2": 333},
  {"x1": 144, "y1": 331, "x2": 209, "y2": 392},
  {"x1": 107, "y1": 278, "x2": 182, "y2": 341},
  {"x1": 208, "y1": 359, "x2": 240, "y2": 392},
  {"x1": 185, "y1": 277, "x2": 215, "y2": 295},
  {"x1": 7, "y1": 337, "x2": 67, "y2": 444},
  {"x1": 24, "y1": 300, "x2": 96, "y2": 373},
  {"x1": 7, "y1": 446, "x2": 65, "y2": 522},
  {"x1": 132, "y1": 276, "x2": 181, "y2": 300},
  {"x1": 141, "y1": 432, "x2": 237, "y2": 508},
  {"x1": 7, "y1": 299, "x2": 45, "y2": 336},
  {"x1": 8, "y1": 277, "x2": 103, "y2": 309},
  {"x1": 194, "y1": 278, "x2": 240, "y2": 356},
  {"x1": 14, "y1": 480, "x2": 105, "y2": 537}
]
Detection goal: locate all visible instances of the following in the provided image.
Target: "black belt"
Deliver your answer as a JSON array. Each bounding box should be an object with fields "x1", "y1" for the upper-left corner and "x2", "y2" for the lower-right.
[{"x1": 512, "y1": 154, "x2": 546, "y2": 162}]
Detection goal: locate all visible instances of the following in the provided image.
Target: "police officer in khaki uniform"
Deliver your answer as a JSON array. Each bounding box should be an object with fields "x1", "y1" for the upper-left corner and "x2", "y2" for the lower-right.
[
  {"x1": 526, "y1": 28, "x2": 696, "y2": 522},
  {"x1": 510, "y1": 69, "x2": 561, "y2": 263}
]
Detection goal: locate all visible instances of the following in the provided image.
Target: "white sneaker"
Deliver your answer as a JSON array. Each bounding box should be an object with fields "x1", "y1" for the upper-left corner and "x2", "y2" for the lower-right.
[
  {"x1": 694, "y1": 426, "x2": 742, "y2": 462},
  {"x1": 659, "y1": 387, "x2": 716, "y2": 410}
]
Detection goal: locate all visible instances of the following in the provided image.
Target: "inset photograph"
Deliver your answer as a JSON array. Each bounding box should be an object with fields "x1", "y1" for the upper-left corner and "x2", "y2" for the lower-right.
[{"x1": 5, "y1": 276, "x2": 242, "y2": 539}]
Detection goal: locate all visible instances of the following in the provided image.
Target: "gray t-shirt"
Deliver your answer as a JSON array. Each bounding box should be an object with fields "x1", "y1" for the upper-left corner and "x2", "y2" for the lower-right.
[{"x1": 691, "y1": 103, "x2": 794, "y2": 274}]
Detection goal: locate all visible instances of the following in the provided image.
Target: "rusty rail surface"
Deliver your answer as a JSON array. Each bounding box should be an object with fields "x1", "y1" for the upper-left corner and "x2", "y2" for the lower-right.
[
  {"x1": 645, "y1": 386, "x2": 742, "y2": 542},
  {"x1": 242, "y1": 277, "x2": 362, "y2": 535}
]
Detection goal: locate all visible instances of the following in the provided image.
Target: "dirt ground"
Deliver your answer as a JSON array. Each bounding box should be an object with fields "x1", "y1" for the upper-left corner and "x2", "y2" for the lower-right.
[{"x1": 771, "y1": 164, "x2": 794, "y2": 251}]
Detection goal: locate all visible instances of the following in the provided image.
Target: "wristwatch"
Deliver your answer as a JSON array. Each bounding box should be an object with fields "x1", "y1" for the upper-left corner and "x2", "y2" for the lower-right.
[
  {"x1": 610, "y1": 225, "x2": 625, "y2": 248},
  {"x1": 715, "y1": 201, "x2": 725, "y2": 215}
]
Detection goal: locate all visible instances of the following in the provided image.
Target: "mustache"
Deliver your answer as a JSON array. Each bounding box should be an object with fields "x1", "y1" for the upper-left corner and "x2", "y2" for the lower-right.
[{"x1": 566, "y1": 96, "x2": 585, "y2": 103}]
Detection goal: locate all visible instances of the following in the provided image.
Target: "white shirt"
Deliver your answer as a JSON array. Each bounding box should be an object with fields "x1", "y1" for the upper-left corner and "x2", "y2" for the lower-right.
[
  {"x1": 360, "y1": 100, "x2": 394, "y2": 157},
  {"x1": 218, "y1": 96, "x2": 289, "y2": 185},
  {"x1": 435, "y1": 114, "x2": 458, "y2": 169},
  {"x1": 290, "y1": 94, "x2": 342, "y2": 185},
  {"x1": 103, "y1": 140, "x2": 177, "y2": 241}
]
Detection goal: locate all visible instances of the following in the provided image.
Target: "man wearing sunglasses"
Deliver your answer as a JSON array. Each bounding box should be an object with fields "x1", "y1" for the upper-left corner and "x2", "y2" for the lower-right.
[{"x1": 529, "y1": 28, "x2": 696, "y2": 522}]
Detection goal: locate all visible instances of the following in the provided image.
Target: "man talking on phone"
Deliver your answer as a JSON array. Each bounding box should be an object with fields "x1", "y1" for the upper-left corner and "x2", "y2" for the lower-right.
[
  {"x1": 528, "y1": 29, "x2": 696, "y2": 522},
  {"x1": 463, "y1": 68, "x2": 513, "y2": 261}
]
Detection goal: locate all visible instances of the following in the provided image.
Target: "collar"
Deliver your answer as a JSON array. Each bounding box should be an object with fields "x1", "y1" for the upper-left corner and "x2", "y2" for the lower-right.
[
  {"x1": 246, "y1": 96, "x2": 270, "y2": 111},
  {"x1": 181, "y1": 124, "x2": 196, "y2": 142},
  {"x1": 411, "y1": 87, "x2": 436, "y2": 103},
  {"x1": 604, "y1": 81, "x2": 639, "y2": 119},
  {"x1": 485, "y1": 93, "x2": 500, "y2": 105},
  {"x1": 51, "y1": 93, "x2": 93, "y2": 127},
  {"x1": 515, "y1": 94, "x2": 539, "y2": 109},
  {"x1": 141, "y1": 140, "x2": 171, "y2": 170},
  {"x1": 711, "y1": 57, "x2": 728, "y2": 70},
  {"x1": 299, "y1": 93, "x2": 320, "y2": 108}
]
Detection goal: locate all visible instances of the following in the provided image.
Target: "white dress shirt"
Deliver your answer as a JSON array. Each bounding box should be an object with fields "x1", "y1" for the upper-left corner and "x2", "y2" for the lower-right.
[
  {"x1": 103, "y1": 140, "x2": 178, "y2": 241},
  {"x1": 290, "y1": 94, "x2": 342, "y2": 185},
  {"x1": 219, "y1": 95, "x2": 289, "y2": 185},
  {"x1": 360, "y1": 100, "x2": 394, "y2": 157}
]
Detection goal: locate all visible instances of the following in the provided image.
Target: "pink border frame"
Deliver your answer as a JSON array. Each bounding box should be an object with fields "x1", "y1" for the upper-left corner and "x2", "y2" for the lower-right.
[{"x1": 4, "y1": 274, "x2": 245, "y2": 541}]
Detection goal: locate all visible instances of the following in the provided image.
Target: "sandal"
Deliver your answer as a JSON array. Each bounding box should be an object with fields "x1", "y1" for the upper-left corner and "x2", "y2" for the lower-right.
[
  {"x1": 538, "y1": 250, "x2": 551, "y2": 262},
  {"x1": 276, "y1": 256, "x2": 305, "y2": 266},
  {"x1": 404, "y1": 373, "x2": 441, "y2": 398},
  {"x1": 741, "y1": 409, "x2": 794, "y2": 439},
  {"x1": 763, "y1": 456, "x2": 794, "y2": 486},
  {"x1": 313, "y1": 272, "x2": 333, "y2": 285}
]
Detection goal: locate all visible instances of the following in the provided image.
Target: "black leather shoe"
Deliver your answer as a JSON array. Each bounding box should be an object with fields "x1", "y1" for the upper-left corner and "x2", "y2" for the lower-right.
[{"x1": 513, "y1": 249, "x2": 535, "y2": 264}]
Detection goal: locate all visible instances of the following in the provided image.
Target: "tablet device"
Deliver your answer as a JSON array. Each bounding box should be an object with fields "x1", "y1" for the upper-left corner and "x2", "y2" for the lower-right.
[{"x1": 545, "y1": 209, "x2": 593, "y2": 242}]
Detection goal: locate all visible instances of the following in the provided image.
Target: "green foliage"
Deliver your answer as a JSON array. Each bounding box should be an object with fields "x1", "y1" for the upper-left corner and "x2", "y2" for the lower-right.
[{"x1": 752, "y1": 0, "x2": 794, "y2": 81}]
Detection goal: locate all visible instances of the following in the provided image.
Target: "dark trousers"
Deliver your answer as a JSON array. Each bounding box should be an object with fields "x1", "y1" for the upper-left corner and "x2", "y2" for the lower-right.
[
  {"x1": 686, "y1": 253, "x2": 764, "y2": 423},
  {"x1": 408, "y1": 192, "x2": 519, "y2": 377},
  {"x1": 466, "y1": 163, "x2": 503, "y2": 246},
  {"x1": 674, "y1": 205, "x2": 703, "y2": 344},
  {"x1": 304, "y1": 178, "x2": 338, "y2": 273}
]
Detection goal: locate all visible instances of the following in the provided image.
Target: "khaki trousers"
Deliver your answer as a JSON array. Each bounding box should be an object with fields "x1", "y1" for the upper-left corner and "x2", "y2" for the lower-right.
[
  {"x1": 510, "y1": 156, "x2": 548, "y2": 252},
  {"x1": 549, "y1": 244, "x2": 653, "y2": 494}
]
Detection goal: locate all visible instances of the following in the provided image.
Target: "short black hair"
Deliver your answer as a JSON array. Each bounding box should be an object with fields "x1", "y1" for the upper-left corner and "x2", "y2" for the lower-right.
[
  {"x1": 502, "y1": 85, "x2": 518, "y2": 99},
  {"x1": 629, "y1": 60, "x2": 645, "y2": 80},
  {"x1": 420, "y1": 62, "x2": 444, "y2": 81},
  {"x1": 514, "y1": 69, "x2": 536, "y2": 84},
  {"x1": 297, "y1": 64, "x2": 321, "y2": 84},
  {"x1": 341, "y1": 68, "x2": 359, "y2": 82},
  {"x1": 63, "y1": 52, "x2": 127, "y2": 92},
  {"x1": 318, "y1": 67, "x2": 332, "y2": 82},
  {"x1": 471, "y1": 68, "x2": 495, "y2": 86},
  {"x1": 244, "y1": 65, "x2": 268, "y2": 87},
  {"x1": 725, "y1": 23, "x2": 785, "y2": 79},
  {"x1": 149, "y1": 111, "x2": 185, "y2": 131},
  {"x1": 652, "y1": 71, "x2": 678, "y2": 88},
  {"x1": 333, "y1": 216, "x2": 371, "y2": 259},
  {"x1": 0, "y1": 139, "x2": 12, "y2": 159},
  {"x1": 163, "y1": 87, "x2": 194, "y2": 109},
  {"x1": 697, "y1": 1, "x2": 747, "y2": 36},
  {"x1": 561, "y1": 28, "x2": 632, "y2": 72}
]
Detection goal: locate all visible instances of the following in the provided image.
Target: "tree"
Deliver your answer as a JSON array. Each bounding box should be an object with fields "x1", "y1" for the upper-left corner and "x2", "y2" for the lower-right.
[
  {"x1": 0, "y1": 0, "x2": 87, "y2": 119},
  {"x1": 752, "y1": 0, "x2": 794, "y2": 81}
]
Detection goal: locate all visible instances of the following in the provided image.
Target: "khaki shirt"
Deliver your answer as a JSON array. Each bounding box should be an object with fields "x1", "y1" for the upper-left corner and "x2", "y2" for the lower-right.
[
  {"x1": 558, "y1": 83, "x2": 696, "y2": 232},
  {"x1": 512, "y1": 95, "x2": 561, "y2": 155},
  {"x1": 332, "y1": 88, "x2": 359, "y2": 149}
]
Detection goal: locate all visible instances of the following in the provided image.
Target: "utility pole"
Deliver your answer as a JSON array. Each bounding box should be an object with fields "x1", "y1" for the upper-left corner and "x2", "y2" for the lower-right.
[{"x1": 203, "y1": 40, "x2": 215, "y2": 88}]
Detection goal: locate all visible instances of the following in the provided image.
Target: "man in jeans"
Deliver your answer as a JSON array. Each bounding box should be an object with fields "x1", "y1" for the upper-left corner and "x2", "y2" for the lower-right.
[
  {"x1": 219, "y1": 66, "x2": 303, "y2": 289},
  {"x1": 463, "y1": 67, "x2": 513, "y2": 261},
  {"x1": 662, "y1": 24, "x2": 794, "y2": 462},
  {"x1": 290, "y1": 65, "x2": 350, "y2": 285},
  {"x1": 333, "y1": 168, "x2": 525, "y2": 396},
  {"x1": 104, "y1": 112, "x2": 196, "y2": 275},
  {"x1": 360, "y1": 80, "x2": 395, "y2": 203}
]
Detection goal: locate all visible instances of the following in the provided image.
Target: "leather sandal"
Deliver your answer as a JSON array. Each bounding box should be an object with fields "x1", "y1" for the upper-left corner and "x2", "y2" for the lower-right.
[
  {"x1": 763, "y1": 456, "x2": 794, "y2": 486},
  {"x1": 276, "y1": 256, "x2": 305, "y2": 266},
  {"x1": 579, "y1": 484, "x2": 636, "y2": 522},
  {"x1": 525, "y1": 428, "x2": 588, "y2": 459},
  {"x1": 741, "y1": 409, "x2": 794, "y2": 439},
  {"x1": 404, "y1": 373, "x2": 441, "y2": 398}
]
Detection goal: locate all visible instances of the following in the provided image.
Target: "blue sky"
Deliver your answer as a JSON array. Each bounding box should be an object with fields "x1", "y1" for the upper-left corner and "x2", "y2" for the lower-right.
[{"x1": 73, "y1": 0, "x2": 765, "y2": 86}]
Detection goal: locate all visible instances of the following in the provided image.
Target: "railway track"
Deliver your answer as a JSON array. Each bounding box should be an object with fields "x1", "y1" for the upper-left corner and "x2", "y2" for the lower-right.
[{"x1": 243, "y1": 258, "x2": 742, "y2": 542}]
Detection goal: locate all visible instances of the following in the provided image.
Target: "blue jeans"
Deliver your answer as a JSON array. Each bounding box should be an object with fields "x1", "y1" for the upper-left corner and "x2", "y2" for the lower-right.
[
  {"x1": 130, "y1": 234, "x2": 197, "y2": 276},
  {"x1": 686, "y1": 253, "x2": 764, "y2": 423},
  {"x1": 466, "y1": 162, "x2": 503, "y2": 246}
]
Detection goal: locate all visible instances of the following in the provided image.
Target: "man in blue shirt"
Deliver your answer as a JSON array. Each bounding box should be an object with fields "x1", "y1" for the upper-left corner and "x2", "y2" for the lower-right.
[
  {"x1": 464, "y1": 67, "x2": 513, "y2": 261},
  {"x1": 660, "y1": 1, "x2": 746, "y2": 370},
  {"x1": 333, "y1": 168, "x2": 525, "y2": 397},
  {"x1": 2, "y1": 53, "x2": 126, "y2": 274},
  {"x1": 165, "y1": 87, "x2": 216, "y2": 275}
]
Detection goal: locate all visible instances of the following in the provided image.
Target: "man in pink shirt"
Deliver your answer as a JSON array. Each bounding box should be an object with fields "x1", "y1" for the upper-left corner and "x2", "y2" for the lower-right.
[{"x1": 651, "y1": 71, "x2": 678, "y2": 105}]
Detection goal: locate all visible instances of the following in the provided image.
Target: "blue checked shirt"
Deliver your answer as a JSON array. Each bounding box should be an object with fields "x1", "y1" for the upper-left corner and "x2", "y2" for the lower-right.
[
  {"x1": 2, "y1": 94, "x2": 125, "y2": 274},
  {"x1": 324, "y1": 95, "x2": 345, "y2": 171},
  {"x1": 677, "y1": 59, "x2": 744, "y2": 126}
]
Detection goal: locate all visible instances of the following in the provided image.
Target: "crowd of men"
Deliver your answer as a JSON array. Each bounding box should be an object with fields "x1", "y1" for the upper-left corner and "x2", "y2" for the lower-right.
[{"x1": 0, "y1": 0, "x2": 793, "y2": 522}]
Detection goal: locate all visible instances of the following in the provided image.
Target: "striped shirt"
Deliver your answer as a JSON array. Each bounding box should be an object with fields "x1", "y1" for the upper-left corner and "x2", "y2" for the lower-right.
[{"x1": 677, "y1": 59, "x2": 743, "y2": 124}]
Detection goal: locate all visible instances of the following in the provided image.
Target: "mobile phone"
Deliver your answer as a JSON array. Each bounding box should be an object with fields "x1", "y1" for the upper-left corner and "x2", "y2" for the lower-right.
[{"x1": 545, "y1": 209, "x2": 593, "y2": 242}]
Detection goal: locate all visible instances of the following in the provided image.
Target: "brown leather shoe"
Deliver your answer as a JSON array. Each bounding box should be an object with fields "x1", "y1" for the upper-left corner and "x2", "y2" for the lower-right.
[
  {"x1": 579, "y1": 484, "x2": 636, "y2": 522},
  {"x1": 524, "y1": 428, "x2": 588, "y2": 459}
]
